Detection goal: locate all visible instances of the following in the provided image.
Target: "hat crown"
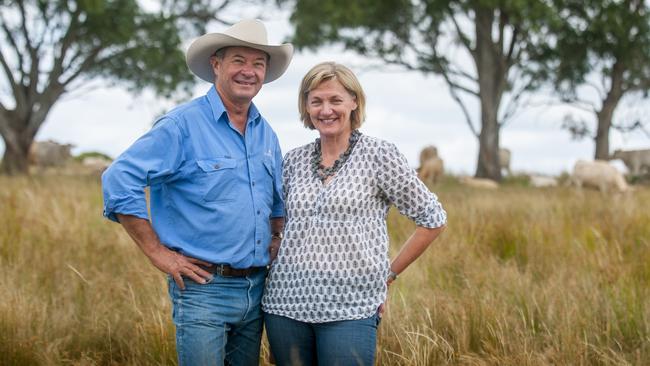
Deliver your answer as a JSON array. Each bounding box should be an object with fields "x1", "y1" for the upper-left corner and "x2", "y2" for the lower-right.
[{"x1": 223, "y1": 19, "x2": 269, "y2": 46}]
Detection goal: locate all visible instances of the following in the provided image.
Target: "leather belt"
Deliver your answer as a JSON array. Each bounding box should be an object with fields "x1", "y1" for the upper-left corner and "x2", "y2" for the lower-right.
[{"x1": 202, "y1": 264, "x2": 267, "y2": 277}]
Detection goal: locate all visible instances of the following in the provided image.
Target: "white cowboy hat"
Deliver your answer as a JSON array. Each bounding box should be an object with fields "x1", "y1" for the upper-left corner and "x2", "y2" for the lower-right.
[{"x1": 186, "y1": 19, "x2": 294, "y2": 84}]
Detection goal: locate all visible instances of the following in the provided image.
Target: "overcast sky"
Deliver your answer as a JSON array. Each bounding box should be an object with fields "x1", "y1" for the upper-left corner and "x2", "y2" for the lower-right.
[{"x1": 2, "y1": 9, "x2": 649, "y2": 175}]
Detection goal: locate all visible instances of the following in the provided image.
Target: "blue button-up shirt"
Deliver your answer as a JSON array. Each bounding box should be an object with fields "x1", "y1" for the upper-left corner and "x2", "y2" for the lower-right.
[{"x1": 102, "y1": 87, "x2": 284, "y2": 268}]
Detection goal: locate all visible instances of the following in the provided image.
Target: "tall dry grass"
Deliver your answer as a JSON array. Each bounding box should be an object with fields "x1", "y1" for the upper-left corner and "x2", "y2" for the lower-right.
[{"x1": 1, "y1": 175, "x2": 648, "y2": 365}]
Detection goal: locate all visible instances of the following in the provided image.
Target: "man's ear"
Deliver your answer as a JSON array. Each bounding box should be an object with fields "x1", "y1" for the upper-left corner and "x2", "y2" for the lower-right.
[{"x1": 209, "y1": 55, "x2": 219, "y2": 70}]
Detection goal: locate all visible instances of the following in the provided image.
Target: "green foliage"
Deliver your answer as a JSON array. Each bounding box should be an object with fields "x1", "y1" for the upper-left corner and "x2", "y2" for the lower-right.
[
  {"x1": 552, "y1": 0, "x2": 650, "y2": 98},
  {"x1": 0, "y1": 0, "x2": 241, "y2": 174},
  {"x1": 73, "y1": 151, "x2": 112, "y2": 162},
  {"x1": 0, "y1": 0, "x2": 231, "y2": 97}
]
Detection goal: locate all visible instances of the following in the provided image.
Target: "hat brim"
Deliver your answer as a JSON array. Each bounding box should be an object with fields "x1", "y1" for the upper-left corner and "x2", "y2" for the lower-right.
[{"x1": 186, "y1": 33, "x2": 294, "y2": 84}]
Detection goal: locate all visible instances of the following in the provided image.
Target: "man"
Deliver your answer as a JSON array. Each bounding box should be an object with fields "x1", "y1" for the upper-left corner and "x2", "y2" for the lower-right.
[{"x1": 102, "y1": 19, "x2": 293, "y2": 365}]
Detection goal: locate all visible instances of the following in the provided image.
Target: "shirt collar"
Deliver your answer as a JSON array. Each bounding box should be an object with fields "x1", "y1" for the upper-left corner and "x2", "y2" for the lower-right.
[{"x1": 207, "y1": 86, "x2": 261, "y2": 126}]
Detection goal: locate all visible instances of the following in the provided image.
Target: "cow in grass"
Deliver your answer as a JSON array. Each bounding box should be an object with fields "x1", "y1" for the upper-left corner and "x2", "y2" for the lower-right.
[
  {"x1": 611, "y1": 148, "x2": 650, "y2": 177},
  {"x1": 418, "y1": 145, "x2": 444, "y2": 185},
  {"x1": 29, "y1": 140, "x2": 74, "y2": 167},
  {"x1": 571, "y1": 160, "x2": 628, "y2": 193}
]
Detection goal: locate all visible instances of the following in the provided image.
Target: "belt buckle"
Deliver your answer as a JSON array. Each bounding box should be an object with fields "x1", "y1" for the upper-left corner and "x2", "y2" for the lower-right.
[{"x1": 215, "y1": 264, "x2": 227, "y2": 277}]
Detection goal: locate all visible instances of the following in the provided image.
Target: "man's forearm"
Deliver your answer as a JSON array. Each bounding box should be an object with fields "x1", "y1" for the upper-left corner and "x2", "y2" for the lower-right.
[
  {"x1": 115, "y1": 214, "x2": 212, "y2": 289},
  {"x1": 116, "y1": 214, "x2": 165, "y2": 260},
  {"x1": 270, "y1": 217, "x2": 285, "y2": 235}
]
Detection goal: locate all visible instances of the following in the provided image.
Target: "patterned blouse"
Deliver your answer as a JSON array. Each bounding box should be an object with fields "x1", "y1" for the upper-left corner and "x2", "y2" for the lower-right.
[{"x1": 262, "y1": 134, "x2": 447, "y2": 322}]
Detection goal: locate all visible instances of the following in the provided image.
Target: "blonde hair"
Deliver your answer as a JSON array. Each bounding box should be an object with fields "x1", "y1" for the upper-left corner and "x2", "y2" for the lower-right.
[{"x1": 298, "y1": 62, "x2": 366, "y2": 130}]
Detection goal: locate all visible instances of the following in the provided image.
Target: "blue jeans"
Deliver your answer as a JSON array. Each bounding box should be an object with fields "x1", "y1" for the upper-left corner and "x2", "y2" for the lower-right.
[
  {"x1": 167, "y1": 269, "x2": 266, "y2": 366},
  {"x1": 264, "y1": 312, "x2": 380, "y2": 366}
]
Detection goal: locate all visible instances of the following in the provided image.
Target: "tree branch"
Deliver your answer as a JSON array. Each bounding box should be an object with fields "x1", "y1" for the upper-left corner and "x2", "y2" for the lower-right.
[
  {"x1": 0, "y1": 48, "x2": 19, "y2": 102},
  {"x1": 448, "y1": 10, "x2": 474, "y2": 56},
  {"x1": 60, "y1": 46, "x2": 104, "y2": 87},
  {"x1": 17, "y1": 0, "x2": 41, "y2": 101},
  {"x1": 0, "y1": 14, "x2": 27, "y2": 94},
  {"x1": 49, "y1": 8, "x2": 82, "y2": 88}
]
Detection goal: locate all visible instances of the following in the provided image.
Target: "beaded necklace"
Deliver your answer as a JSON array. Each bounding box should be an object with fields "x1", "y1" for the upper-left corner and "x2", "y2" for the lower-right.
[{"x1": 312, "y1": 130, "x2": 361, "y2": 182}]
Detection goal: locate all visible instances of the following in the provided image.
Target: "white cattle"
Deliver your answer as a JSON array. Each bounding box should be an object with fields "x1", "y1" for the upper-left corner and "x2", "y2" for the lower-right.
[
  {"x1": 82, "y1": 156, "x2": 112, "y2": 175},
  {"x1": 460, "y1": 176, "x2": 499, "y2": 189},
  {"x1": 29, "y1": 140, "x2": 74, "y2": 167},
  {"x1": 418, "y1": 145, "x2": 444, "y2": 185},
  {"x1": 571, "y1": 160, "x2": 628, "y2": 193},
  {"x1": 529, "y1": 175, "x2": 558, "y2": 188},
  {"x1": 419, "y1": 157, "x2": 444, "y2": 185},
  {"x1": 611, "y1": 148, "x2": 650, "y2": 176},
  {"x1": 499, "y1": 148, "x2": 511, "y2": 176},
  {"x1": 419, "y1": 145, "x2": 439, "y2": 166}
]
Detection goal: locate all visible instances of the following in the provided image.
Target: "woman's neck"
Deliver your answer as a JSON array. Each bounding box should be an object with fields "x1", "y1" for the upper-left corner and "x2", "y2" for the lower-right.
[{"x1": 319, "y1": 131, "x2": 352, "y2": 166}]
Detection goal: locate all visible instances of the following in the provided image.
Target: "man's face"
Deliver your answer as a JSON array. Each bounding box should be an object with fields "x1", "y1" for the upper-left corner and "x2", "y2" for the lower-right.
[{"x1": 211, "y1": 46, "x2": 268, "y2": 104}]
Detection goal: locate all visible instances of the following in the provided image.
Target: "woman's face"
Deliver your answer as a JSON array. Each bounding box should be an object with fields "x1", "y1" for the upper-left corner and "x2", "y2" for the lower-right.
[{"x1": 306, "y1": 78, "x2": 357, "y2": 139}]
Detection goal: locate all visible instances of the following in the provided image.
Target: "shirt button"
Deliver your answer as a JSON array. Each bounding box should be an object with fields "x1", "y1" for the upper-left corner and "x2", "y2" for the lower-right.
[
  {"x1": 252, "y1": 181, "x2": 256, "y2": 186},
  {"x1": 213, "y1": 164, "x2": 220, "y2": 169},
  {"x1": 257, "y1": 240, "x2": 261, "y2": 244},
  {"x1": 257, "y1": 210, "x2": 261, "y2": 214}
]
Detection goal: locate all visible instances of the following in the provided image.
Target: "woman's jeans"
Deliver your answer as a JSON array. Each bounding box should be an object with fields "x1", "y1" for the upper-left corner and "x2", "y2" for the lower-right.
[
  {"x1": 264, "y1": 312, "x2": 380, "y2": 366},
  {"x1": 167, "y1": 269, "x2": 266, "y2": 366}
]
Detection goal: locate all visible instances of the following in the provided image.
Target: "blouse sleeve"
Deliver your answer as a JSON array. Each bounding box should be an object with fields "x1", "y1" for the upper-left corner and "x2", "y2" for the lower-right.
[
  {"x1": 376, "y1": 141, "x2": 447, "y2": 228},
  {"x1": 281, "y1": 148, "x2": 296, "y2": 205}
]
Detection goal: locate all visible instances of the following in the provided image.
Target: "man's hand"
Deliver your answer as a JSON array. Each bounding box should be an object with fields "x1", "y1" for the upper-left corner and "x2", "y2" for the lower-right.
[
  {"x1": 269, "y1": 237, "x2": 281, "y2": 262},
  {"x1": 116, "y1": 214, "x2": 213, "y2": 290},
  {"x1": 148, "y1": 246, "x2": 213, "y2": 290}
]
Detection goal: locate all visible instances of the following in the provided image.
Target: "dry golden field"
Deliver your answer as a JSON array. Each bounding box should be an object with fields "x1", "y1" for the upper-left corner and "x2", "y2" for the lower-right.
[{"x1": 1, "y1": 175, "x2": 648, "y2": 365}]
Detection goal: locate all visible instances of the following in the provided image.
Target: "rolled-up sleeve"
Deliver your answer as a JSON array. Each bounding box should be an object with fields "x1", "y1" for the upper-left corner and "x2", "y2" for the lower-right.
[
  {"x1": 102, "y1": 118, "x2": 184, "y2": 223},
  {"x1": 376, "y1": 142, "x2": 447, "y2": 228}
]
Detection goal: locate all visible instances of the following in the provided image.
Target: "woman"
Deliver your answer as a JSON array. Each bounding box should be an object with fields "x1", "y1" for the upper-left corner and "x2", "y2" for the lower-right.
[{"x1": 262, "y1": 62, "x2": 447, "y2": 365}]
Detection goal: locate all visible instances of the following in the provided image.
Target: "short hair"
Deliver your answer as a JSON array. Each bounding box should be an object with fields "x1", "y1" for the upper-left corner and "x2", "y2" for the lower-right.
[{"x1": 298, "y1": 62, "x2": 366, "y2": 130}]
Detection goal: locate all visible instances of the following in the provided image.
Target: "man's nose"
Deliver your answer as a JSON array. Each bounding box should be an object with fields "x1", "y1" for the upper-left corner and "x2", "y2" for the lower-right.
[{"x1": 240, "y1": 63, "x2": 255, "y2": 76}]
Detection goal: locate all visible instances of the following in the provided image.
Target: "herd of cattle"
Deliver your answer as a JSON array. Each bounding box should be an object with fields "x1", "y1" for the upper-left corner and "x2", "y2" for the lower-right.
[
  {"x1": 28, "y1": 140, "x2": 111, "y2": 174},
  {"x1": 418, "y1": 145, "x2": 650, "y2": 192},
  {"x1": 25, "y1": 140, "x2": 650, "y2": 192}
]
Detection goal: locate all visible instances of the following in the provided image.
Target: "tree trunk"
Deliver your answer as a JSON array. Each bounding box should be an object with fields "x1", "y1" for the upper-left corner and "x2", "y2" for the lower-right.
[
  {"x1": 0, "y1": 139, "x2": 32, "y2": 175},
  {"x1": 476, "y1": 107, "x2": 501, "y2": 180},
  {"x1": 473, "y1": 7, "x2": 505, "y2": 181},
  {"x1": 594, "y1": 60, "x2": 625, "y2": 160},
  {"x1": 0, "y1": 110, "x2": 44, "y2": 176},
  {"x1": 594, "y1": 110, "x2": 613, "y2": 160}
]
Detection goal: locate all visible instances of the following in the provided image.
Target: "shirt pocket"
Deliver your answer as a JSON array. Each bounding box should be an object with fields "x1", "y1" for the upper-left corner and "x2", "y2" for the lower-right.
[
  {"x1": 260, "y1": 157, "x2": 276, "y2": 200},
  {"x1": 197, "y1": 158, "x2": 238, "y2": 202},
  {"x1": 262, "y1": 157, "x2": 275, "y2": 178}
]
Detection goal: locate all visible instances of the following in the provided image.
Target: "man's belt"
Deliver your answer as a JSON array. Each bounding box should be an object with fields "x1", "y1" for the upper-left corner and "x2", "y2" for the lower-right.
[{"x1": 202, "y1": 264, "x2": 267, "y2": 277}]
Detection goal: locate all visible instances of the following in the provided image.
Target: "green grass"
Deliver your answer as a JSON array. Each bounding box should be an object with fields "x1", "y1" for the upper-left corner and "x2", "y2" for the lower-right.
[{"x1": 1, "y1": 176, "x2": 648, "y2": 365}]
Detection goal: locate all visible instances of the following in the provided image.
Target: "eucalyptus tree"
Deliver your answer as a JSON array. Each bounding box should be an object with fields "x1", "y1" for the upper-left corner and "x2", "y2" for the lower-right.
[
  {"x1": 0, "y1": 0, "x2": 240, "y2": 175},
  {"x1": 551, "y1": 0, "x2": 650, "y2": 159},
  {"x1": 277, "y1": 0, "x2": 561, "y2": 180}
]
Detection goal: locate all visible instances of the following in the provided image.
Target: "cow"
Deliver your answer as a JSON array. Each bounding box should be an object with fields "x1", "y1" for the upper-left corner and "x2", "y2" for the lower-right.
[
  {"x1": 611, "y1": 148, "x2": 650, "y2": 177},
  {"x1": 81, "y1": 156, "x2": 112, "y2": 175},
  {"x1": 28, "y1": 140, "x2": 74, "y2": 167},
  {"x1": 419, "y1": 145, "x2": 439, "y2": 167},
  {"x1": 460, "y1": 176, "x2": 499, "y2": 189},
  {"x1": 529, "y1": 175, "x2": 558, "y2": 188},
  {"x1": 417, "y1": 145, "x2": 444, "y2": 185},
  {"x1": 499, "y1": 148, "x2": 511, "y2": 176},
  {"x1": 571, "y1": 160, "x2": 628, "y2": 193}
]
